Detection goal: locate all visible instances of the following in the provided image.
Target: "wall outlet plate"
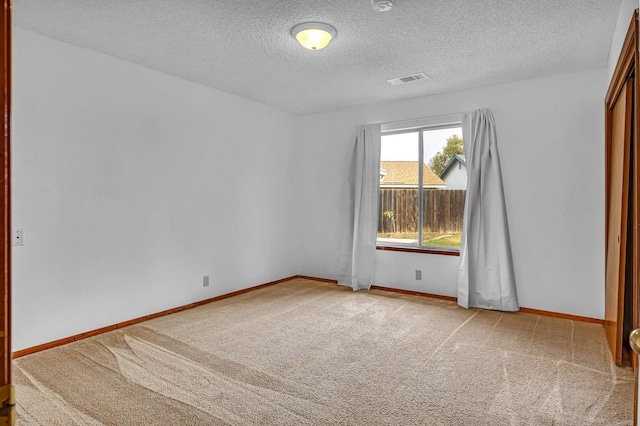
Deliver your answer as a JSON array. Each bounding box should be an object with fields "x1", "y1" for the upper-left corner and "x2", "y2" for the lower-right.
[
  {"x1": 415, "y1": 270, "x2": 422, "y2": 280},
  {"x1": 13, "y1": 229, "x2": 24, "y2": 246},
  {"x1": 203, "y1": 275, "x2": 210, "y2": 287}
]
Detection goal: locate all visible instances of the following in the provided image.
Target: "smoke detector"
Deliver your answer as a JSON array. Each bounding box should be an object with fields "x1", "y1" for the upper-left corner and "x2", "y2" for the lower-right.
[{"x1": 372, "y1": 0, "x2": 394, "y2": 12}]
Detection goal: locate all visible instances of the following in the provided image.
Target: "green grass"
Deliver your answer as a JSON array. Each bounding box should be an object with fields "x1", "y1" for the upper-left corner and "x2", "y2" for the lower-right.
[{"x1": 423, "y1": 234, "x2": 462, "y2": 248}]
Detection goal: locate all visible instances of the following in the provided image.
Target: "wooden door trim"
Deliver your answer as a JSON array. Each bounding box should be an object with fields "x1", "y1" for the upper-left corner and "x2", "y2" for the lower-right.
[
  {"x1": 606, "y1": 11, "x2": 638, "y2": 235},
  {"x1": 604, "y1": 10, "x2": 639, "y2": 425},
  {"x1": 606, "y1": 12, "x2": 638, "y2": 106},
  {"x1": 0, "y1": 0, "x2": 10, "y2": 424}
]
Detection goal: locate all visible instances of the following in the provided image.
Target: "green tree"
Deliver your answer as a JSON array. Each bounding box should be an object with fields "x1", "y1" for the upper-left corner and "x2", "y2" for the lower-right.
[{"x1": 428, "y1": 134, "x2": 464, "y2": 176}]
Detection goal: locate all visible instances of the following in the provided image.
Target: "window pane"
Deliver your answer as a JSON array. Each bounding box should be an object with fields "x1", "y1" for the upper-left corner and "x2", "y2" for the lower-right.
[
  {"x1": 422, "y1": 127, "x2": 465, "y2": 249},
  {"x1": 378, "y1": 132, "x2": 420, "y2": 246}
]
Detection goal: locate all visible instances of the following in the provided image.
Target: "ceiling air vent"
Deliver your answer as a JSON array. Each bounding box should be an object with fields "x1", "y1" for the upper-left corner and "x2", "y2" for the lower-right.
[{"x1": 387, "y1": 72, "x2": 430, "y2": 86}]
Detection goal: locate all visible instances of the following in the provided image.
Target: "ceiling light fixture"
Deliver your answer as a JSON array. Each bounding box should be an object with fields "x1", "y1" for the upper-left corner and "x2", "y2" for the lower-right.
[{"x1": 291, "y1": 22, "x2": 337, "y2": 51}]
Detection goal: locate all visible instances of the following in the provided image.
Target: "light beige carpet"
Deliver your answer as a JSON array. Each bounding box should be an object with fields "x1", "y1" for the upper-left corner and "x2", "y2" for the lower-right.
[{"x1": 13, "y1": 278, "x2": 634, "y2": 425}]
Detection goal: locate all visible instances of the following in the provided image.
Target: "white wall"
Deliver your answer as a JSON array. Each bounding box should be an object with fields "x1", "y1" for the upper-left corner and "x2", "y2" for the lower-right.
[
  {"x1": 293, "y1": 68, "x2": 607, "y2": 319},
  {"x1": 12, "y1": 28, "x2": 298, "y2": 351}
]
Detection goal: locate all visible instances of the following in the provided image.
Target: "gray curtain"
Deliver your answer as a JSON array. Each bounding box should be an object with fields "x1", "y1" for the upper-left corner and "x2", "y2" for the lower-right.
[
  {"x1": 338, "y1": 124, "x2": 381, "y2": 291},
  {"x1": 458, "y1": 109, "x2": 518, "y2": 311}
]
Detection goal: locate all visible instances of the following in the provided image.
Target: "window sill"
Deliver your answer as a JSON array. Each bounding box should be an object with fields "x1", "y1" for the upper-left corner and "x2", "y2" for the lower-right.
[{"x1": 376, "y1": 245, "x2": 460, "y2": 257}]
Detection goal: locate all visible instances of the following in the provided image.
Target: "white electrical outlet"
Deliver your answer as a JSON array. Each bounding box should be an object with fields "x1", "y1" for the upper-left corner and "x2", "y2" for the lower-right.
[
  {"x1": 415, "y1": 270, "x2": 422, "y2": 280},
  {"x1": 13, "y1": 229, "x2": 24, "y2": 246},
  {"x1": 203, "y1": 275, "x2": 210, "y2": 287}
]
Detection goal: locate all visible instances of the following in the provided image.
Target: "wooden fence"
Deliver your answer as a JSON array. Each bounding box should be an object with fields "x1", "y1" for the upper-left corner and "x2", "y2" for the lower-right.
[{"x1": 378, "y1": 189, "x2": 466, "y2": 234}]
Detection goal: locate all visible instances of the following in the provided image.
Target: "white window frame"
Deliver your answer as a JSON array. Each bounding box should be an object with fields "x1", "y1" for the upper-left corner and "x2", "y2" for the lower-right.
[{"x1": 378, "y1": 114, "x2": 463, "y2": 253}]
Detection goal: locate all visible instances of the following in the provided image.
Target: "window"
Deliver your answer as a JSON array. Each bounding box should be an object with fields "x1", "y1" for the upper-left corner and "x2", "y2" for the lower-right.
[{"x1": 377, "y1": 117, "x2": 465, "y2": 252}]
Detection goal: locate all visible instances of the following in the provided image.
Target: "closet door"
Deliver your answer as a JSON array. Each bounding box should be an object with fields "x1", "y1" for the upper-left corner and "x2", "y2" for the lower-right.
[{"x1": 605, "y1": 79, "x2": 633, "y2": 365}]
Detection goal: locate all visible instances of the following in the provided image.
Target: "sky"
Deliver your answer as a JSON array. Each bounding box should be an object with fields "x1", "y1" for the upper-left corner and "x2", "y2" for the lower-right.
[{"x1": 381, "y1": 127, "x2": 462, "y2": 165}]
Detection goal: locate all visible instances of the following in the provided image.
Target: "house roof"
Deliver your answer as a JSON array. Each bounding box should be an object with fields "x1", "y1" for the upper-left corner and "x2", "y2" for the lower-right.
[
  {"x1": 439, "y1": 155, "x2": 466, "y2": 179},
  {"x1": 380, "y1": 161, "x2": 445, "y2": 187}
]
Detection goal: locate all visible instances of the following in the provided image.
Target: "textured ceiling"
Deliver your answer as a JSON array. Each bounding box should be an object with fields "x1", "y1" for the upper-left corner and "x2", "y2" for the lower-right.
[{"x1": 14, "y1": 0, "x2": 622, "y2": 114}]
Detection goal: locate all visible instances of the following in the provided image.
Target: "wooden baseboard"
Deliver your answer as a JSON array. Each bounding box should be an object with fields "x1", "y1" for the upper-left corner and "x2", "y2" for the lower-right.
[
  {"x1": 295, "y1": 275, "x2": 337, "y2": 284},
  {"x1": 12, "y1": 275, "x2": 296, "y2": 358},
  {"x1": 295, "y1": 275, "x2": 604, "y2": 325},
  {"x1": 518, "y1": 307, "x2": 604, "y2": 325},
  {"x1": 370, "y1": 285, "x2": 458, "y2": 302},
  {"x1": 13, "y1": 274, "x2": 605, "y2": 358}
]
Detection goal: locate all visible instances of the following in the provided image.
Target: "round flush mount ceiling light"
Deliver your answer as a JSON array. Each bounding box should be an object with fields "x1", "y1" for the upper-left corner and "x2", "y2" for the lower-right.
[
  {"x1": 291, "y1": 22, "x2": 337, "y2": 50},
  {"x1": 372, "y1": 0, "x2": 394, "y2": 12}
]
